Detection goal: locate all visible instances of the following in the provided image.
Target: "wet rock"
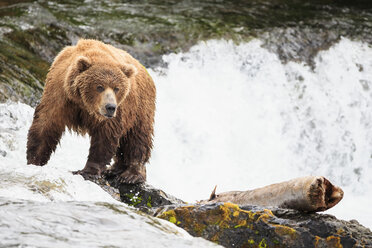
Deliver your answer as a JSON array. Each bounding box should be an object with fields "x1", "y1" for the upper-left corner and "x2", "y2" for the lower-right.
[
  {"x1": 91, "y1": 176, "x2": 372, "y2": 248},
  {"x1": 155, "y1": 203, "x2": 372, "y2": 248},
  {"x1": 88, "y1": 176, "x2": 184, "y2": 210},
  {"x1": 115, "y1": 182, "x2": 185, "y2": 210}
]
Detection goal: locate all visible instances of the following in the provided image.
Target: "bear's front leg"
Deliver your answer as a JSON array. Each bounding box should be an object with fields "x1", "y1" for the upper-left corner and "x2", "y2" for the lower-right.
[
  {"x1": 27, "y1": 105, "x2": 65, "y2": 166},
  {"x1": 107, "y1": 121, "x2": 153, "y2": 184},
  {"x1": 73, "y1": 127, "x2": 120, "y2": 179}
]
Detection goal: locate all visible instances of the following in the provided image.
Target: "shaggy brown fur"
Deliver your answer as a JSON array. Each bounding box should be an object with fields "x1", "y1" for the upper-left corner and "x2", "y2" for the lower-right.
[{"x1": 27, "y1": 39, "x2": 156, "y2": 184}]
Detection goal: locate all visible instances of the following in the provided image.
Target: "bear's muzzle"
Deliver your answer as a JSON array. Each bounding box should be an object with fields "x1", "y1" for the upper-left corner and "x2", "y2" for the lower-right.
[{"x1": 105, "y1": 103, "x2": 116, "y2": 118}]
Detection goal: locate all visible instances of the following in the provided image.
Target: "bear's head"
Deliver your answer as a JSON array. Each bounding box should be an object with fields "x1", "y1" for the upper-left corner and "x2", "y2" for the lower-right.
[{"x1": 65, "y1": 56, "x2": 137, "y2": 119}]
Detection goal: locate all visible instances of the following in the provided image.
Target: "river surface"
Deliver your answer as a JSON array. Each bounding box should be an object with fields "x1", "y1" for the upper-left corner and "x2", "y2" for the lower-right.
[{"x1": 0, "y1": 0, "x2": 372, "y2": 247}]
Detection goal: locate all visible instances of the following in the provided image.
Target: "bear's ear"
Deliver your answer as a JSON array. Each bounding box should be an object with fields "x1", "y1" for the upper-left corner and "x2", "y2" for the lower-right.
[
  {"x1": 120, "y1": 63, "x2": 137, "y2": 78},
  {"x1": 76, "y1": 56, "x2": 91, "y2": 73}
]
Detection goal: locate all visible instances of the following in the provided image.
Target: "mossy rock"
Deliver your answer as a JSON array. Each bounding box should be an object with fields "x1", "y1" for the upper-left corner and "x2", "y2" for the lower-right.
[
  {"x1": 88, "y1": 175, "x2": 371, "y2": 248},
  {"x1": 155, "y1": 203, "x2": 372, "y2": 248}
]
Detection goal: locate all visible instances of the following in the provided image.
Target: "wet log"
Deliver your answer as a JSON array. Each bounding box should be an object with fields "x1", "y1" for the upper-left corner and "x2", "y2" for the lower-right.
[{"x1": 201, "y1": 176, "x2": 343, "y2": 212}]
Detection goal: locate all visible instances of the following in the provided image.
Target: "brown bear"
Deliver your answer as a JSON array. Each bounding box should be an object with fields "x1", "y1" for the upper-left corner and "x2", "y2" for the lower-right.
[{"x1": 26, "y1": 39, "x2": 156, "y2": 184}]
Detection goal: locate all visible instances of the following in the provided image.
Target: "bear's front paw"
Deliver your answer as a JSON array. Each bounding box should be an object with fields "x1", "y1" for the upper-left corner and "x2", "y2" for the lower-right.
[
  {"x1": 118, "y1": 171, "x2": 146, "y2": 184},
  {"x1": 72, "y1": 161, "x2": 106, "y2": 180},
  {"x1": 27, "y1": 156, "x2": 47, "y2": 166},
  {"x1": 116, "y1": 164, "x2": 146, "y2": 184}
]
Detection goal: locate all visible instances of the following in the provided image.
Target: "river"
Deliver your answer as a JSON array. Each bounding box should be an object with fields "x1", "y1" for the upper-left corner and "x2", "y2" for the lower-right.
[{"x1": 0, "y1": 0, "x2": 371, "y2": 246}]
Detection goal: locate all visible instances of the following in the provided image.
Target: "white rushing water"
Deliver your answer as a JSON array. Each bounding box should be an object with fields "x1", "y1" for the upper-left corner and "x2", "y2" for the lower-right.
[
  {"x1": 147, "y1": 38, "x2": 372, "y2": 228},
  {"x1": 0, "y1": 37, "x2": 371, "y2": 245},
  {"x1": 0, "y1": 103, "x2": 218, "y2": 247}
]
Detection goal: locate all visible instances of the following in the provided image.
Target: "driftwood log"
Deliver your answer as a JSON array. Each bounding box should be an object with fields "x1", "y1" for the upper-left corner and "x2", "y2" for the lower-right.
[{"x1": 201, "y1": 176, "x2": 344, "y2": 212}]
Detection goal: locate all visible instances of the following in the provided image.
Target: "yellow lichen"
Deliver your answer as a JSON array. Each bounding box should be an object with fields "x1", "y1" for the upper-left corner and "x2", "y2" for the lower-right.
[
  {"x1": 256, "y1": 213, "x2": 271, "y2": 223},
  {"x1": 314, "y1": 235, "x2": 322, "y2": 247},
  {"x1": 256, "y1": 209, "x2": 274, "y2": 223},
  {"x1": 233, "y1": 210, "x2": 240, "y2": 217},
  {"x1": 234, "y1": 220, "x2": 247, "y2": 228},
  {"x1": 259, "y1": 238, "x2": 267, "y2": 248},
  {"x1": 223, "y1": 202, "x2": 257, "y2": 220},
  {"x1": 263, "y1": 209, "x2": 274, "y2": 216},
  {"x1": 169, "y1": 216, "x2": 177, "y2": 224},
  {"x1": 247, "y1": 239, "x2": 255, "y2": 244},
  {"x1": 219, "y1": 203, "x2": 262, "y2": 229},
  {"x1": 326, "y1": 236, "x2": 343, "y2": 248},
  {"x1": 217, "y1": 203, "x2": 238, "y2": 228},
  {"x1": 210, "y1": 233, "x2": 220, "y2": 242},
  {"x1": 273, "y1": 224, "x2": 297, "y2": 240},
  {"x1": 158, "y1": 209, "x2": 177, "y2": 221},
  {"x1": 223, "y1": 202, "x2": 241, "y2": 211},
  {"x1": 336, "y1": 228, "x2": 345, "y2": 236},
  {"x1": 158, "y1": 203, "x2": 279, "y2": 241}
]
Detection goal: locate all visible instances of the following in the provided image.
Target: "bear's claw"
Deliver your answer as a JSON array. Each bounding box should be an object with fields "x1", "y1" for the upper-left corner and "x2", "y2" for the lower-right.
[
  {"x1": 72, "y1": 161, "x2": 107, "y2": 180},
  {"x1": 116, "y1": 169, "x2": 146, "y2": 184},
  {"x1": 105, "y1": 163, "x2": 146, "y2": 184},
  {"x1": 72, "y1": 169, "x2": 101, "y2": 180}
]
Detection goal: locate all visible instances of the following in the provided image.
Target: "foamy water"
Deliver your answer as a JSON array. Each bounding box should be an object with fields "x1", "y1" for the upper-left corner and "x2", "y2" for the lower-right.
[
  {"x1": 0, "y1": 102, "x2": 218, "y2": 247},
  {"x1": 147, "y1": 38, "x2": 372, "y2": 228},
  {"x1": 0, "y1": 38, "x2": 371, "y2": 244}
]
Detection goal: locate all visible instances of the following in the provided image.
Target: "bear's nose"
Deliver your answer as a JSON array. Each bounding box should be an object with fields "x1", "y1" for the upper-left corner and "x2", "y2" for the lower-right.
[{"x1": 105, "y1": 104, "x2": 116, "y2": 116}]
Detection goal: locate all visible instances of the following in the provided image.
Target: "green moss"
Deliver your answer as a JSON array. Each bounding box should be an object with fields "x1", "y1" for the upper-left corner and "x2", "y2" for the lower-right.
[
  {"x1": 124, "y1": 193, "x2": 143, "y2": 207},
  {"x1": 146, "y1": 196, "x2": 152, "y2": 208}
]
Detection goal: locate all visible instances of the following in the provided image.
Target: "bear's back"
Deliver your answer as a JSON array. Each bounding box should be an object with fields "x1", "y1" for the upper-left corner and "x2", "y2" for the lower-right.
[{"x1": 74, "y1": 39, "x2": 137, "y2": 67}]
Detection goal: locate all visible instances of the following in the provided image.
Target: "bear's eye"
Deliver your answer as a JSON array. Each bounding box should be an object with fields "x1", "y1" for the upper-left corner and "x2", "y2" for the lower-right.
[
  {"x1": 114, "y1": 87, "x2": 119, "y2": 93},
  {"x1": 97, "y1": 86, "x2": 104, "y2": 92}
]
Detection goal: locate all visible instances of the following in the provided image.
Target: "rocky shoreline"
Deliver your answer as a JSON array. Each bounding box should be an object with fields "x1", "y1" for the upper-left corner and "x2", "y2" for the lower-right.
[{"x1": 91, "y1": 177, "x2": 372, "y2": 248}]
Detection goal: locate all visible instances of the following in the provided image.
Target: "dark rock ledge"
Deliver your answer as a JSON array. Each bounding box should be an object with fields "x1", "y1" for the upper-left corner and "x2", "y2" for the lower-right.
[{"x1": 89, "y1": 177, "x2": 372, "y2": 248}]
